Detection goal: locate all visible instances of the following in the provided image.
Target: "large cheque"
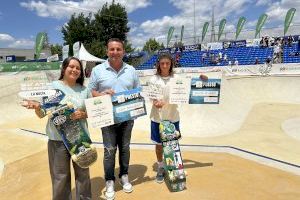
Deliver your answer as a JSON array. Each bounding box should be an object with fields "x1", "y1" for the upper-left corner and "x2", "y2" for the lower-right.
[
  {"x1": 189, "y1": 78, "x2": 221, "y2": 104},
  {"x1": 85, "y1": 87, "x2": 147, "y2": 128}
]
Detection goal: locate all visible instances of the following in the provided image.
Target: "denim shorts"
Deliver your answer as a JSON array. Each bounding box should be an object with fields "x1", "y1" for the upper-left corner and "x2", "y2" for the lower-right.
[{"x1": 151, "y1": 121, "x2": 180, "y2": 144}]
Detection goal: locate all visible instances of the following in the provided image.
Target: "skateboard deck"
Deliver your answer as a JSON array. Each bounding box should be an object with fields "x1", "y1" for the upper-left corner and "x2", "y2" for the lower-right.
[
  {"x1": 159, "y1": 120, "x2": 186, "y2": 192},
  {"x1": 21, "y1": 89, "x2": 97, "y2": 168},
  {"x1": 47, "y1": 102, "x2": 97, "y2": 168}
]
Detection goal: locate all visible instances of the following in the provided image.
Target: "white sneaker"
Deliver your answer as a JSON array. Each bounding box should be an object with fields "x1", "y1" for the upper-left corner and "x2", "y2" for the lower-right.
[
  {"x1": 105, "y1": 180, "x2": 115, "y2": 200},
  {"x1": 119, "y1": 174, "x2": 133, "y2": 193}
]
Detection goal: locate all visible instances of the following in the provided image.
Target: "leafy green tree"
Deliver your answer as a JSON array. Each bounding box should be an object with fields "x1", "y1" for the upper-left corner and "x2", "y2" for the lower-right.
[
  {"x1": 61, "y1": 1, "x2": 130, "y2": 58},
  {"x1": 143, "y1": 38, "x2": 163, "y2": 52},
  {"x1": 50, "y1": 44, "x2": 62, "y2": 56}
]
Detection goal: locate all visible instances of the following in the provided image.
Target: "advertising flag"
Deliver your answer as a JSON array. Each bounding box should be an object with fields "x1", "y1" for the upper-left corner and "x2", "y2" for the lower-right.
[
  {"x1": 284, "y1": 8, "x2": 296, "y2": 36},
  {"x1": 235, "y1": 17, "x2": 246, "y2": 40},
  {"x1": 218, "y1": 19, "x2": 226, "y2": 41},
  {"x1": 202, "y1": 22, "x2": 209, "y2": 42},
  {"x1": 255, "y1": 14, "x2": 268, "y2": 38},
  {"x1": 167, "y1": 26, "x2": 175, "y2": 47},
  {"x1": 35, "y1": 32, "x2": 46, "y2": 59}
]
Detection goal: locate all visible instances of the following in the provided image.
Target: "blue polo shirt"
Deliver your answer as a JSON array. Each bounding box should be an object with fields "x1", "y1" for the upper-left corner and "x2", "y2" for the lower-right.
[{"x1": 88, "y1": 60, "x2": 140, "y2": 93}]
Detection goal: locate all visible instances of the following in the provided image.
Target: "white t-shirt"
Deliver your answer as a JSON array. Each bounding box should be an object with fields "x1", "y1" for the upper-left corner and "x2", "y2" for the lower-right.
[{"x1": 149, "y1": 74, "x2": 180, "y2": 123}]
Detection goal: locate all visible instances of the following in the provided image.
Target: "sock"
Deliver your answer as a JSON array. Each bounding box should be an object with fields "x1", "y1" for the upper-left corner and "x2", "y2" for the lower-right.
[{"x1": 157, "y1": 161, "x2": 164, "y2": 169}]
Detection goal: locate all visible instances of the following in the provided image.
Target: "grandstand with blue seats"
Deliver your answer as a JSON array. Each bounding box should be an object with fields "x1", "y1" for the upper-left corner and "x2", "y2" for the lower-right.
[{"x1": 137, "y1": 40, "x2": 300, "y2": 69}]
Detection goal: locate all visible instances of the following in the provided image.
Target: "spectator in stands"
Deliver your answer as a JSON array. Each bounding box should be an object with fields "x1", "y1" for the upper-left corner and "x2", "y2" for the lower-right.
[
  {"x1": 175, "y1": 53, "x2": 181, "y2": 67},
  {"x1": 223, "y1": 53, "x2": 228, "y2": 62},
  {"x1": 218, "y1": 51, "x2": 222, "y2": 60},
  {"x1": 266, "y1": 56, "x2": 272, "y2": 64},
  {"x1": 234, "y1": 58, "x2": 239, "y2": 66},
  {"x1": 201, "y1": 52, "x2": 207, "y2": 65},
  {"x1": 287, "y1": 35, "x2": 294, "y2": 47},
  {"x1": 255, "y1": 57, "x2": 260, "y2": 65},
  {"x1": 298, "y1": 36, "x2": 300, "y2": 52},
  {"x1": 149, "y1": 52, "x2": 207, "y2": 184}
]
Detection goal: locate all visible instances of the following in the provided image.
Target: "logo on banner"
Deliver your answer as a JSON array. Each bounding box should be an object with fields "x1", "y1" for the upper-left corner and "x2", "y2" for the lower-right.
[{"x1": 259, "y1": 63, "x2": 272, "y2": 76}]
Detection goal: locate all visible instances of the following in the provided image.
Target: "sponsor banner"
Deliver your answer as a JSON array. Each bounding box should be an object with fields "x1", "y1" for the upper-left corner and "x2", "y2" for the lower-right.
[
  {"x1": 224, "y1": 63, "x2": 300, "y2": 76},
  {"x1": 246, "y1": 39, "x2": 261, "y2": 47},
  {"x1": 180, "y1": 25, "x2": 184, "y2": 43},
  {"x1": 202, "y1": 22, "x2": 209, "y2": 41},
  {"x1": 35, "y1": 32, "x2": 46, "y2": 59},
  {"x1": 47, "y1": 54, "x2": 59, "y2": 62},
  {"x1": 255, "y1": 14, "x2": 268, "y2": 38},
  {"x1": 218, "y1": 19, "x2": 226, "y2": 41},
  {"x1": 0, "y1": 62, "x2": 60, "y2": 72},
  {"x1": 167, "y1": 26, "x2": 175, "y2": 47},
  {"x1": 236, "y1": 17, "x2": 246, "y2": 40},
  {"x1": 183, "y1": 44, "x2": 200, "y2": 52},
  {"x1": 207, "y1": 42, "x2": 223, "y2": 50},
  {"x1": 284, "y1": 8, "x2": 296, "y2": 35},
  {"x1": 230, "y1": 40, "x2": 247, "y2": 48}
]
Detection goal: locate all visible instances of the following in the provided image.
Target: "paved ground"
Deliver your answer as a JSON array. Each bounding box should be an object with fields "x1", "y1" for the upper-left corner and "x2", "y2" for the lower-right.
[{"x1": 1, "y1": 70, "x2": 300, "y2": 199}]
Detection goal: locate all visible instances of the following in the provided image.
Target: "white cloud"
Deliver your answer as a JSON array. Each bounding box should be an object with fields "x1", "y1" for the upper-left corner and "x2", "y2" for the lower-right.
[
  {"x1": 0, "y1": 34, "x2": 14, "y2": 41},
  {"x1": 256, "y1": 0, "x2": 272, "y2": 6},
  {"x1": 8, "y1": 39, "x2": 35, "y2": 49},
  {"x1": 20, "y1": 0, "x2": 151, "y2": 19},
  {"x1": 128, "y1": 0, "x2": 252, "y2": 47}
]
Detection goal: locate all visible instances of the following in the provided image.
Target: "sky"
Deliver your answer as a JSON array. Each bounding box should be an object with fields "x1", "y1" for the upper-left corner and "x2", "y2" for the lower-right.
[{"x1": 0, "y1": 0, "x2": 299, "y2": 50}]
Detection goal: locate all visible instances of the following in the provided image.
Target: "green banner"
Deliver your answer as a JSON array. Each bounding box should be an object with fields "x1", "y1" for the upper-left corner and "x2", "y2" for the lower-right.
[
  {"x1": 0, "y1": 62, "x2": 60, "y2": 72},
  {"x1": 202, "y1": 22, "x2": 209, "y2": 42},
  {"x1": 218, "y1": 19, "x2": 226, "y2": 41},
  {"x1": 235, "y1": 17, "x2": 246, "y2": 40},
  {"x1": 180, "y1": 25, "x2": 184, "y2": 43},
  {"x1": 284, "y1": 8, "x2": 296, "y2": 36},
  {"x1": 35, "y1": 32, "x2": 46, "y2": 59},
  {"x1": 167, "y1": 26, "x2": 175, "y2": 47},
  {"x1": 255, "y1": 14, "x2": 268, "y2": 38}
]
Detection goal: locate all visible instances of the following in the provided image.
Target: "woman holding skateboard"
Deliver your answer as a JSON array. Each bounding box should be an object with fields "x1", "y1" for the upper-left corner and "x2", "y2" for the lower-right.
[{"x1": 23, "y1": 57, "x2": 92, "y2": 200}]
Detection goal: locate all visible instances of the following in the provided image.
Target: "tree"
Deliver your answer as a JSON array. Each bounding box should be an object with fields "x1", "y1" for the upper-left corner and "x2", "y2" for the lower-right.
[
  {"x1": 143, "y1": 38, "x2": 163, "y2": 53},
  {"x1": 61, "y1": 13, "x2": 95, "y2": 56},
  {"x1": 50, "y1": 44, "x2": 62, "y2": 56},
  {"x1": 61, "y1": 2, "x2": 130, "y2": 58},
  {"x1": 94, "y1": 1, "x2": 130, "y2": 44}
]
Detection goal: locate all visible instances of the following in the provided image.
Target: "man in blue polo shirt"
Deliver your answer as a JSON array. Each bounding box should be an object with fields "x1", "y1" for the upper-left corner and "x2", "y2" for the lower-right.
[{"x1": 88, "y1": 38, "x2": 140, "y2": 200}]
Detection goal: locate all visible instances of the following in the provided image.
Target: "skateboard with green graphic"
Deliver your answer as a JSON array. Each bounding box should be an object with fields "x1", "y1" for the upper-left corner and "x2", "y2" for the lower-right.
[
  {"x1": 45, "y1": 99, "x2": 98, "y2": 169},
  {"x1": 159, "y1": 120, "x2": 186, "y2": 192}
]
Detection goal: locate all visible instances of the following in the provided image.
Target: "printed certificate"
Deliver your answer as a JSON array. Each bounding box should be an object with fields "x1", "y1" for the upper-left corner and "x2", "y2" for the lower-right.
[{"x1": 169, "y1": 78, "x2": 191, "y2": 104}]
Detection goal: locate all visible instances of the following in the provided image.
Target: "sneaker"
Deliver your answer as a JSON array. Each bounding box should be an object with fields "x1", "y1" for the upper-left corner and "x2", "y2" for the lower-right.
[
  {"x1": 105, "y1": 180, "x2": 115, "y2": 200},
  {"x1": 119, "y1": 174, "x2": 133, "y2": 193},
  {"x1": 156, "y1": 167, "x2": 165, "y2": 183}
]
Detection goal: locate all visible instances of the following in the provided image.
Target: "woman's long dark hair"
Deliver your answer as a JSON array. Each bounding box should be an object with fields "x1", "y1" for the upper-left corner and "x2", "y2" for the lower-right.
[
  {"x1": 58, "y1": 57, "x2": 84, "y2": 86},
  {"x1": 155, "y1": 53, "x2": 175, "y2": 76}
]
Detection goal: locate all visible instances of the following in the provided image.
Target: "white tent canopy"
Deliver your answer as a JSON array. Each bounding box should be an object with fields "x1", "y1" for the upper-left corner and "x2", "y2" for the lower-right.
[{"x1": 78, "y1": 44, "x2": 105, "y2": 63}]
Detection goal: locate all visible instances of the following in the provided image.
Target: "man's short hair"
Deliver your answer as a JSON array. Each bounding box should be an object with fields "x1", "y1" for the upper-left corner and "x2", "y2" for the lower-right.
[{"x1": 107, "y1": 38, "x2": 124, "y2": 48}]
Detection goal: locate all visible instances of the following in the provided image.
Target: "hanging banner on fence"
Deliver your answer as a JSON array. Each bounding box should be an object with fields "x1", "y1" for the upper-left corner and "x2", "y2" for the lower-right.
[
  {"x1": 235, "y1": 17, "x2": 246, "y2": 40},
  {"x1": 284, "y1": 8, "x2": 296, "y2": 36},
  {"x1": 167, "y1": 26, "x2": 175, "y2": 47},
  {"x1": 218, "y1": 19, "x2": 226, "y2": 41},
  {"x1": 202, "y1": 22, "x2": 209, "y2": 42},
  {"x1": 255, "y1": 13, "x2": 268, "y2": 38}
]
